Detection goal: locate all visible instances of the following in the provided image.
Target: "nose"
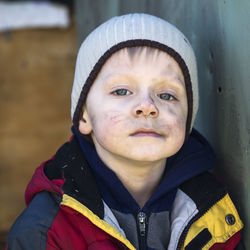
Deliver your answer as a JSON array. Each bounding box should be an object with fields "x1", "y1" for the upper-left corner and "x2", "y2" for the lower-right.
[{"x1": 132, "y1": 96, "x2": 159, "y2": 118}]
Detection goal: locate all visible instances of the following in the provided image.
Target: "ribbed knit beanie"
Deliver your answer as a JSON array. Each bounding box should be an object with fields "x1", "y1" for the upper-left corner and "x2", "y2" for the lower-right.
[{"x1": 71, "y1": 13, "x2": 198, "y2": 135}]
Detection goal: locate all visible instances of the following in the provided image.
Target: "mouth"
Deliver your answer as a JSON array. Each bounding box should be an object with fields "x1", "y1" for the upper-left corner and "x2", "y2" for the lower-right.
[{"x1": 130, "y1": 128, "x2": 162, "y2": 138}]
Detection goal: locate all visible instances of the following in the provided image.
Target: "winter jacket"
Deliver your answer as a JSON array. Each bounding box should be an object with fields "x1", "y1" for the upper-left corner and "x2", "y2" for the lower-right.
[{"x1": 7, "y1": 131, "x2": 243, "y2": 250}]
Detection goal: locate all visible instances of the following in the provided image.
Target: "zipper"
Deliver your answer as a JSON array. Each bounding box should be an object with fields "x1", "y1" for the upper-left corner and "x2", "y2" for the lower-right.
[{"x1": 137, "y1": 212, "x2": 148, "y2": 250}]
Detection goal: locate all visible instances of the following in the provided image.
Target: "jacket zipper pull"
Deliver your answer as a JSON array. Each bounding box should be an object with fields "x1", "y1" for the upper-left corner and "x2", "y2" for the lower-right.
[
  {"x1": 137, "y1": 212, "x2": 147, "y2": 250},
  {"x1": 138, "y1": 212, "x2": 147, "y2": 236}
]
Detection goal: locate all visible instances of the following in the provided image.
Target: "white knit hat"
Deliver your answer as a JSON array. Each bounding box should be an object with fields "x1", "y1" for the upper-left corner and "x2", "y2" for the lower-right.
[{"x1": 71, "y1": 13, "x2": 198, "y2": 135}]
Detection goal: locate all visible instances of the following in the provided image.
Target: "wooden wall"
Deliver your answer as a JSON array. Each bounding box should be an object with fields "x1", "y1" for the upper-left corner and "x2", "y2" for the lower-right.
[{"x1": 0, "y1": 19, "x2": 77, "y2": 243}]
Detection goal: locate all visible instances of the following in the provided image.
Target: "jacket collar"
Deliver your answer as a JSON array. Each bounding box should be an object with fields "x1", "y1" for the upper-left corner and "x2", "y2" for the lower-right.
[{"x1": 72, "y1": 126, "x2": 216, "y2": 213}]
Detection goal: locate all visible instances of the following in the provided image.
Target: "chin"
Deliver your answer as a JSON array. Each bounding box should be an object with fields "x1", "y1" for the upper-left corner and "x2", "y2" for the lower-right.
[
  {"x1": 126, "y1": 144, "x2": 180, "y2": 161},
  {"x1": 122, "y1": 150, "x2": 169, "y2": 162}
]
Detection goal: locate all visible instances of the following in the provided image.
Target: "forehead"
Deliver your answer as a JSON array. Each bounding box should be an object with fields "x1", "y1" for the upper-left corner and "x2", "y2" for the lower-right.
[{"x1": 96, "y1": 46, "x2": 185, "y2": 83}]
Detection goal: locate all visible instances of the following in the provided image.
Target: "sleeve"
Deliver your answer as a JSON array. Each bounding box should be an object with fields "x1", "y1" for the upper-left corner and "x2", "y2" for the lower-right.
[
  {"x1": 7, "y1": 226, "x2": 47, "y2": 250},
  {"x1": 6, "y1": 191, "x2": 61, "y2": 250}
]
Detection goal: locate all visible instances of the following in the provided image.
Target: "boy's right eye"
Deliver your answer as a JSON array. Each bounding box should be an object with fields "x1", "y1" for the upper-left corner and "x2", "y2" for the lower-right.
[{"x1": 111, "y1": 89, "x2": 132, "y2": 96}]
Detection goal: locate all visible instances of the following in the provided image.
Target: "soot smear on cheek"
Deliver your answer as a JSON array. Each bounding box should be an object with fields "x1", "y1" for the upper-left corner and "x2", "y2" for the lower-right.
[
  {"x1": 95, "y1": 111, "x2": 126, "y2": 139},
  {"x1": 104, "y1": 111, "x2": 129, "y2": 125},
  {"x1": 157, "y1": 115, "x2": 186, "y2": 137},
  {"x1": 164, "y1": 105, "x2": 187, "y2": 126}
]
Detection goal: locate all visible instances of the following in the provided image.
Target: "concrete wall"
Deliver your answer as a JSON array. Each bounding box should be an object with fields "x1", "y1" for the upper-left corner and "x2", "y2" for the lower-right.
[{"x1": 75, "y1": 0, "x2": 250, "y2": 247}]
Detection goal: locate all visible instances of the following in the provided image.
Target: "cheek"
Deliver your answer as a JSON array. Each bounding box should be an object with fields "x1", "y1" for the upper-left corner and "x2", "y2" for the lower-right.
[
  {"x1": 171, "y1": 118, "x2": 186, "y2": 141},
  {"x1": 161, "y1": 105, "x2": 187, "y2": 128},
  {"x1": 164, "y1": 118, "x2": 186, "y2": 140},
  {"x1": 91, "y1": 109, "x2": 129, "y2": 138},
  {"x1": 159, "y1": 106, "x2": 187, "y2": 145},
  {"x1": 104, "y1": 111, "x2": 127, "y2": 125},
  {"x1": 170, "y1": 113, "x2": 187, "y2": 150},
  {"x1": 174, "y1": 110, "x2": 187, "y2": 132}
]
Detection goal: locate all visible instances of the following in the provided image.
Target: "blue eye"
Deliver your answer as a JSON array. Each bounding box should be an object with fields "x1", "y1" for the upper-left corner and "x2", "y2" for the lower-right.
[
  {"x1": 112, "y1": 89, "x2": 132, "y2": 96},
  {"x1": 158, "y1": 93, "x2": 175, "y2": 101}
]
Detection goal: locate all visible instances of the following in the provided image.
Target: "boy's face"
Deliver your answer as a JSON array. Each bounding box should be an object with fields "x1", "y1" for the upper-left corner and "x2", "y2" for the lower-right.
[{"x1": 79, "y1": 47, "x2": 188, "y2": 163}]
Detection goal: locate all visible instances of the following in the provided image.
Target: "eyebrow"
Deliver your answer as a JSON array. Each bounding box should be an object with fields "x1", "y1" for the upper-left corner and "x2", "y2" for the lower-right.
[
  {"x1": 152, "y1": 76, "x2": 185, "y2": 91},
  {"x1": 102, "y1": 72, "x2": 135, "y2": 84},
  {"x1": 103, "y1": 72, "x2": 185, "y2": 91}
]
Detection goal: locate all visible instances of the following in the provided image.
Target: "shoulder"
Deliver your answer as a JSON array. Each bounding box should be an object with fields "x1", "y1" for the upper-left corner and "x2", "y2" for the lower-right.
[
  {"x1": 178, "y1": 172, "x2": 244, "y2": 249},
  {"x1": 180, "y1": 171, "x2": 226, "y2": 208},
  {"x1": 7, "y1": 191, "x2": 61, "y2": 250}
]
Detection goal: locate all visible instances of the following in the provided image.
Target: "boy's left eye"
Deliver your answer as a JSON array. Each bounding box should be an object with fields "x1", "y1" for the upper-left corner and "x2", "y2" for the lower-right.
[
  {"x1": 158, "y1": 93, "x2": 176, "y2": 101},
  {"x1": 111, "y1": 89, "x2": 132, "y2": 96}
]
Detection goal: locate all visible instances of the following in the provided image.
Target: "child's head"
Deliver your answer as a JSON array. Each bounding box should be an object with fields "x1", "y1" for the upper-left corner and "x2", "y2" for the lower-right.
[
  {"x1": 71, "y1": 13, "x2": 198, "y2": 159},
  {"x1": 78, "y1": 46, "x2": 188, "y2": 161}
]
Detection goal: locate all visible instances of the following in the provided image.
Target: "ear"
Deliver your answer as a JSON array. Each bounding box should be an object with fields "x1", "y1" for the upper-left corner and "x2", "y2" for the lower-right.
[{"x1": 78, "y1": 107, "x2": 93, "y2": 135}]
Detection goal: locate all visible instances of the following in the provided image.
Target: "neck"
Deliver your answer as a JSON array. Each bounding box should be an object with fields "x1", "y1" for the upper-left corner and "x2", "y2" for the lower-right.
[
  {"x1": 95, "y1": 146, "x2": 166, "y2": 208},
  {"x1": 117, "y1": 160, "x2": 166, "y2": 208}
]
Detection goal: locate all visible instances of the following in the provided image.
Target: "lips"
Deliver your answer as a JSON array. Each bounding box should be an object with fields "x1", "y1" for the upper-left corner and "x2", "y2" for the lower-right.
[{"x1": 130, "y1": 128, "x2": 162, "y2": 138}]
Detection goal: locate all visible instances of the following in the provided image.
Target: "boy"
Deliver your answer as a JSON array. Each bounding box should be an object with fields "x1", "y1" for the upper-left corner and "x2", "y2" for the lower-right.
[{"x1": 7, "y1": 13, "x2": 243, "y2": 249}]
